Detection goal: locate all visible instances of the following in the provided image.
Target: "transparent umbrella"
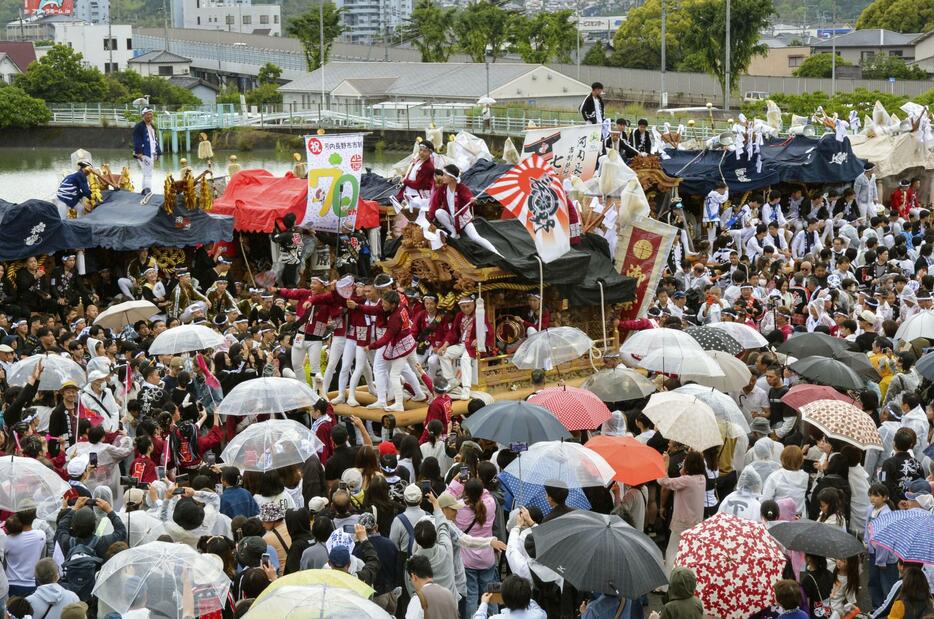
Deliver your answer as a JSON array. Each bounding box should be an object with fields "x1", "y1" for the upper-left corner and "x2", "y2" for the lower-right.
[
  {"x1": 673, "y1": 384, "x2": 751, "y2": 437},
  {"x1": 244, "y1": 585, "x2": 391, "y2": 619},
  {"x1": 7, "y1": 354, "x2": 86, "y2": 391},
  {"x1": 0, "y1": 456, "x2": 71, "y2": 520},
  {"x1": 894, "y1": 309, "x2": 934, "y2": 342},
  {"x1": 220, "y1": 419, "x2": 324, "y2": 472},
  {"x1": 91, "y1": 541, "x2": 231, "y2": 619},
  {"x1": 216, "y1": 377, "x2": 320, "y2": 417},
  {"x1": 581, "y1": 367, "x2": 656, "y2": 402},
  {"x1": 94, "y1": 300, "x2": 159, "y2": 331},
  {"x1": 502, "y1": 440, "x2": 615, "y2": 489},
  {"x1": 709, "y1": 322, "x2": 769, "y2": 349},
  {"x1": 148, "y1": 324, "x2": 226, "y2": 355},
  {"x1": 511, "y1": 327, "x2": 594, "y2": 370}
]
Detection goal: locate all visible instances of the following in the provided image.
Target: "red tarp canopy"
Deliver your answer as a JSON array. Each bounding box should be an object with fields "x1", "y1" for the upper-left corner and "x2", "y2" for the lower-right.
[{"x1": 213, "y1": 169, "x2": 308, "y2": 233}]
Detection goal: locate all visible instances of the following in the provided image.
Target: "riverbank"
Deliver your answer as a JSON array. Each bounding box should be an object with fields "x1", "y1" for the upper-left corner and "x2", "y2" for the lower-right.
[{"x1": 0, "y1": 126, "x2": 512, "y2": 157}]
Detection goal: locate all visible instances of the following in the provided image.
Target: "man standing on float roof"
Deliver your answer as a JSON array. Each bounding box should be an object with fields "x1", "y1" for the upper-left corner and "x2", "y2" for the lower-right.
[{"x1": 132, "y1": 107, "x2": 161, "y2": 202}]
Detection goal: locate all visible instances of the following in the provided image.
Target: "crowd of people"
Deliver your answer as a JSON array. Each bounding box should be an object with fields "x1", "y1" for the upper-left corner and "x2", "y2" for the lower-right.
[{"x1": 1, "y1": 118, "x2": 934, "y2": 619}]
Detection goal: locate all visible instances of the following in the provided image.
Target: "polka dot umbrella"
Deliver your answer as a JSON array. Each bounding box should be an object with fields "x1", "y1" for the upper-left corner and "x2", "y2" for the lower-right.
[
  {"x1": 528, "y1": 385, "x2": 612, "y2": 431},
  {"x1": 799, "y1": 399, "x2": 883, "y2": 451},
  {"x1": 686, "y1": 326, "x2": 743, "y2": 355}
]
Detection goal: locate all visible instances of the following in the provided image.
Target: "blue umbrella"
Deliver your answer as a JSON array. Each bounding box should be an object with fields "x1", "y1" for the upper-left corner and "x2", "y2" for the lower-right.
[
  {"x1": 868, "y1": 508, "x2": 934, "y2": 564},
  {"x1": 499, "y1": 471, "x2": 591, "y2": 516}
]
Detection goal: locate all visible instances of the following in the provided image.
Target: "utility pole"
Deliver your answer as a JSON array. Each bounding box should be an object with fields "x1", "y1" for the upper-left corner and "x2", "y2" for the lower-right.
[
  {"x1": 382, "y1": 0, "x2": 389, "y2": 61},
  {"x1": 660, "y1": 0, "x2": 666, "y2": 108},
  {"x1": 831, "y1": 0, "x2": 837, "y2": 95},
  {"x1": 723, "y1": 0, "x2": 730, "y2": 111},
  {"x1": 575, "y1": 0, "x2": 580, "y2": 79},
  {"x1": 320, "y1": 0, "x2": 326, "y2": 111},
  {"x1": 162, "y1": 0, "x2": 170, "y2": 52}
]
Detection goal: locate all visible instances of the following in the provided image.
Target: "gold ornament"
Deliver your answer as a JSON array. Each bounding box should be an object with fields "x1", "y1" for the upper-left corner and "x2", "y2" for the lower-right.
[{"x1": 632, "y1": 239, "x2": 654, "y2": 260}]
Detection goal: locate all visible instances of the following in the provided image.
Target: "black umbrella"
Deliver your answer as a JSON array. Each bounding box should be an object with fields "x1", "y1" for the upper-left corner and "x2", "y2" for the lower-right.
[
  {"x1": 790, "y1": 356, "x2": 865, "y2": 391},
  {"x1": 778, "y1": 332, "x2": 857, "y2": 358},
  {"x1": 833, "y1": 350, "x2": 880, "y2": 381},
  {"x1": 686, "y1": 326, "x2": 743, "y2": 355},
  {"x1": 917, "y1": 352, "x2": 934, "y2": 381},
  {"x1": 768, "y1": 521, "x2": 864, "y2": 558},
  {"x1": 531, "y1": 511, "x2": 667, "y2": 598},
  {"x1": 461, "y1": 400, "x2": 571, "y2": 445}
]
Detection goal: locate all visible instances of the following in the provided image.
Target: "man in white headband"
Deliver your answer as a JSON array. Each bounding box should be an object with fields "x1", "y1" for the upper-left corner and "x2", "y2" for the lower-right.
[
  {"x1": 428, "y1": 164, "x2": 501, "y2": 256},
  {"x1": 271, "y1": 276, "x2": 339, "y2": 394},
  {"x1": 132, "y1": 107, "x2": 161, "y2": 201}
]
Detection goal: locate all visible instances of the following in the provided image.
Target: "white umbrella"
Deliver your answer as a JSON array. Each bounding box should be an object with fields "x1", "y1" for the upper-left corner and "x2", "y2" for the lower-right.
[
  {"x1": 244, "y1": 584, "x2": 391, "y2": 619},
  {"x1": 636, "y1": 347, "x2": 724, "y2": 377},
  {"x1": 620, "y1": 328, "x2": 701, "y2": 358},
  {"x1": 502, "y1": 440, "x2": 615, "y2": 489},
  {"x1": 477, "y1": 96, "x2": 496, "y2": 105},
  {"x1": 220, "y1": 419, "x2": 324, "y2": 472},
  {"x1": 709, "y1": 322, "x2": 768, "y2": 349},
  {"x1": 0, "y1": 456, "x2": 71, "y2": 520},
  {"x1": 682, "y1": 350, "x2": 752, "y2": 392},
  {"x1": 148, "y1": 324, "x2": 226, "y2": 355},
  {"x1": 216, "y1": 377, "x2": 320, "y2": 417},
  {"x1": 7, "y1": 354, "x2": 86, "y2": 391},
  {"x1": 92, "y1": 541, "x2": 230, "y2": 619},
  {"x1": 894, "y1": 309, "x2": 934, "y2": 342},
  {"x1": 642, "y1": 392, "x2": 723, "y2": 451},
  {"x1": 94, "y1": 300, "x2": 159, "y2": 331},
  {"x1": 673, "y1": 384, "x2": 751, "y2": 437},
  {"x1": 511, "y1": 327, "x2": 594, "y2": 370}
]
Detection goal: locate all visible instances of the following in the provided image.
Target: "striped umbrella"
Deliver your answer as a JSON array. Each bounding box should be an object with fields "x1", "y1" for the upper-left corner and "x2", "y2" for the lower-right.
[
  {"x1": 677, "y1": 514, "x2": 787, "y2": 619},
  {"x1": 528, "y1": 385, "x2": 612, "y2": 431},
  {"x1": 687, "y1": 326, "x2": 743, "y2": 355},
  {"x1": 868, "y1": 508, "x2": 934, "y2": 564},
  {"x1": 799, "y1": 399, "x2": 883, "y2": 451}
]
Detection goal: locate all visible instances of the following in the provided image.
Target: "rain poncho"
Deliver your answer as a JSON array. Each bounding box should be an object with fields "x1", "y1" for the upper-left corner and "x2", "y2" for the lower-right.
[
  {"x1": 717, "y1": 467, "x2": 763, "y2": 521},
  {"x1": 748, "y1": 438, "x2": 781, "y2": 484},
  {"x1": 600, "y1": 411, "x2": 629, "y2": 437}
]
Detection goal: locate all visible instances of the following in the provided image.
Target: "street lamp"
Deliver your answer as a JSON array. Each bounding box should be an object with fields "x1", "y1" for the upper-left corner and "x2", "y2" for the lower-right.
[{"x1": 723, "y1": 0, "x2": 730, "y2": 111}]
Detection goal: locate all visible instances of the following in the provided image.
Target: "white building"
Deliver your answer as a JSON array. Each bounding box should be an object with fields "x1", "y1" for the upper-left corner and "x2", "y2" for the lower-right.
[
  {"x1": 171, "y1": 0, "x2": 280, "y2": 35},
  {"x1": 336, "y1": 0, "x2": 412, "y2": 43},
  {"x1": 74, "y1": 0, "x2": 109, "y2": 24},
  {"x1": 128, "y1": 49, "x2": 191, "y2": 76},
  {"x1": 53, "y1": 22, "x2": 132, "y2": 73}
]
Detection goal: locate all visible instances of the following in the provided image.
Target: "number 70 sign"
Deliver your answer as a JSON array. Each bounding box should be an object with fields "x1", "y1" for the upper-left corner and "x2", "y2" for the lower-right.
[{"x1": 302, "y1": 133, "x2": 365, "y2": 232}]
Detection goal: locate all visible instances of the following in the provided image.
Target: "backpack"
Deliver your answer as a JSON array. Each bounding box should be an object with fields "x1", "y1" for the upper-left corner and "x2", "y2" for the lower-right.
[
  {"x1": 174, "y1": 420, "x2": 201, "y2": 469},
  {"x1": 60, "y1": 536, "x2": 103, "y2": 600}
]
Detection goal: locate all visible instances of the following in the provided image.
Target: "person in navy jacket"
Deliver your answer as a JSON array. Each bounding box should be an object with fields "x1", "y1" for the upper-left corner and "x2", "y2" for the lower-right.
[{"x1": 132, "y1": 108, "x2": 161, "y2": 197}]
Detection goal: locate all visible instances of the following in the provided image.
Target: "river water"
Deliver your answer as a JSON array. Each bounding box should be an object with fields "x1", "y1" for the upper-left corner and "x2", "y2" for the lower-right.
[{"x1": 0, "y1": 148, "x2": 405, "y2": 203}]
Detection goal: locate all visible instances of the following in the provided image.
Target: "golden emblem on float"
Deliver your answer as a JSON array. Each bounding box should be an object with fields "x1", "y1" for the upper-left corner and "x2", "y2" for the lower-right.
[{"x1": 632, "y1": 239, "x2": 654, "y2": 260}]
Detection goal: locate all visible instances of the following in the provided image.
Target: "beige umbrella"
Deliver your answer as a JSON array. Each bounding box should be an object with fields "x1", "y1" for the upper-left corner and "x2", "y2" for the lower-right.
[
  {"x1": 682, "y1": 350, "x2": 752, "y2": 392},
  {"x1": 799, "y1": 399, "x2": 883, "y2": 451},
  {"x1": 643, "y1": 392, "x2": 722, "y2": 451},
  {"x1": 94, "y1": 300, "x2": 159, "y2": 331}
]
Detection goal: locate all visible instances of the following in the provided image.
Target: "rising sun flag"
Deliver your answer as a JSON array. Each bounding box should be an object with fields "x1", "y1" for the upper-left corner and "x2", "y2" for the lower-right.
[{"x1": 484, "y1": 154, "x2": 570, "y2": 263}]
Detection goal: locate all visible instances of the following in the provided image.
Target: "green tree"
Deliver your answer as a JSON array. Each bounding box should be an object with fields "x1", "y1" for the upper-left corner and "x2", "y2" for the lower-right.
[
  {"x1": 582, "y1": 40, "x2": 608, "y2": 66},
  {"x1": 678, "y1": 0, "x2": 773, "y2": 94},
  {"x1": 856, "y1": 0, "x2": 934, "y2": 32},
  {"x1": 258, "y1": 63, "x2": 283, "y2": 85},
  {"x1": 454, "y1": 0, "x2": 513, "y2": 62},
  {"x1": 216, "y1": 85, "x2": 242, "y2": 106},
  {"x1": 105, "y1": 71, "x2": 201, "y2": 106},
  {"x1": 792, "y1": 53, "x2": 851, "y2": 77},
  {"x1": 861, "y1": 53, "x2": 928, "y2": 79},
  {"x1": 15, "y1": 44, "x2": 107, "y2": 102},
  {"x1": 507, "y1": 10, "x2": 579, "y2": 64},
  {"x1": 286, "y1": 2, "x2": 344, "y2": 71},
  {"x1": 0, "y1": 82, "x2": 51, "y2": 128},
  {"x1": 402, "y1": 0, "x2": 458, "y2": 62},
  {"x1": 246, "y1": 83, "x2": 283, "y2": 107},
  {"x1": 608, "y1": 0, "x2": 694, "y2": 69}
]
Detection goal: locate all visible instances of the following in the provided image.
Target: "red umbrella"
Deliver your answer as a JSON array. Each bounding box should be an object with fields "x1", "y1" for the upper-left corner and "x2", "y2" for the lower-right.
[
  {"x1": 528, "y1": 385, "x2": 611, "y2": 431},
  {"x1": 676, "y1": 514, "x2": 787, "y2": 619},
  {"x1": 584, "y1": 436, "x2": 666, "y2": 485},
  {"x1": 781, "y1": 383, "x2": 853, "y2": 411}
]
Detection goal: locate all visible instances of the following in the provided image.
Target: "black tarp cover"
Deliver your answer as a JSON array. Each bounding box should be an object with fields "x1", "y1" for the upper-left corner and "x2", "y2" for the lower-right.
[
  {"x1": 458, "y1": 159, "x2": 513, "y2": 199},
  {"x1": 0, "y1": 199, "x2": 93, "y2": 261},
  {"x1": 360, "y1": 169, "x2": 399, "y2": 203},
  {"x1": 446, "y1": 219, "x2": 635, "y2": 305},
  {"x1": 662, "y1": 135, "x2": 865, "y2": 195},
  {"x1": 81, "y1": 190, "x2": 234, "y2": 250}
]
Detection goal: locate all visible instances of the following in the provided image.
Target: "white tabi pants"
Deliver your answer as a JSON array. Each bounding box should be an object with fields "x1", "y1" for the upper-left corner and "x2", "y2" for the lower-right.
[
  {"x1": 349, "y1": 344, "x2": 374, "y2": 396},
  {"x1": 117, "y1": 277, "x2": 136, "y2": 300},
  {"x1": 322, "y1": 336, "x2": 346, "y2": 394},
  {"x1": 373, "y1": 346, "x2": 423, "y2": 403},
  {"x1": 138, "y1": 155, "x2": 154, "y2": 193},
  {"x1": 434, "y1": 211, "x2": 501, "y2": 256},
  {"x1": 440, "y1": 343, "x2": 474, "y2": 389},
  {"x1": 387, "y1": 353, "x2": 425, "y2": 406},
  {"x1": 291, "y1": 338, "x2": 323, "y2": 384}
]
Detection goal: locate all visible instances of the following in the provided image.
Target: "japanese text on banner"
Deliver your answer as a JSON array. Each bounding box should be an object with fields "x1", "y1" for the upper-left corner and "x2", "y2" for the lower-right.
[
  {"x1": 520, "y1": 125, "x2": 603, "y2": 182},
  {"x1": 302, "y1": 134, "x2": 364, "y2": 232}
]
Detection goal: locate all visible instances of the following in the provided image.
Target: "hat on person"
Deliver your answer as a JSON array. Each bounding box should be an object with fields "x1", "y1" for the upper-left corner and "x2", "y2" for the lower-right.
[
  {"x1": 749, "y1": 417, "x2": 771, "y2": 435},
  {"x1": 124, "y1": 487, "x2": 146, "y2": 507},
  {"x1": 435, "y1": 491, "x2": 466, "y2": 511},
  {"x1": 328, "y1": 545, "x2": 352, "y2": 568},
  {"x1": 459, "y1": 440, "x2": 483, "y2": 458},
  {"x1": 899, "y1": 179, "x2": 911, "y2": 187},
  {"x1": 236, "y1": 536, "x2": 266, "y2": 566},
  {"x1": 0, "y1": 344, "x2": 13, "y2": 353},
  {"x1": 905, "y1": 479, "x2": 932, "y2": 499},
  {"x1": 403, "y1": 484, "x2": 423, "y2": 504},
  {"x1": 340, "y1": 467, "x2": 363, "y2": 494},
  {"x1": 885, "y1": 402, "x2": 903, "y2": 421},
  {"x1": 87, "y1": 369, "x2": 109, "y2": 382},
  {"x1": 380, "y1": 454, "x2": 399, "y2": 474},
  {"x1": 60, "y1": 380, "x2": 79, "y2": 392},
  {"x1": 859, "y1": 310, "x2": 877, "y2": 323},
  {"x1": 358, "y1": 512, "x2": 378, "y2": 532},
  {"x1": 433, "y1": 377, "x2": 453, "y2": 393},
  {"x1": 259, "y1": 501, "x2": 285, "y2": 522},
  {"x1": 378, "y1": 441, "x2": 398, "y2": 456},
  {"x1": 673, "y1": 291, "x2": 686, "y2": 299},
  {"x1": 173, "y1": 497, "x2": 206, "y2": 530},
  {"x1": 308, "y1": 496, "x2": 330, "y2": 513},
  {"x1": 67, "y1": 454, "x2": 90, "y2": 478}
]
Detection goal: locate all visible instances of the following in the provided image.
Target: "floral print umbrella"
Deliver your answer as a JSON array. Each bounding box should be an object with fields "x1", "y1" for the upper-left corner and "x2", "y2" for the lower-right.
[
  {"x1": 676, "y1": 513, "x2": 786, "y2": 619},
  {"x1": 799, "y1": 399, "x2": 883, "y2": 451}
]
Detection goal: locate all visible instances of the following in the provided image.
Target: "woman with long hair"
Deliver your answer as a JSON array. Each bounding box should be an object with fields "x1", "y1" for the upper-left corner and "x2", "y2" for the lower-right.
[
  {"x1": 354, "y1": 445, "x2": 381, "y2": 491},
  {"x1": 416, "y1": 456, "x2": 447, "y2": 498},
  {"x1": 447, "y1": 477, "x2": 498, "y2": 617},
  {"x1": 253, "y1": 469, "x2": 295, "y2": 511},
  {"x1": 397, "y1": 435, "x2": 422, "y2": 482},
  {"x1": 283, "y1": 508, "x2": 314, "y2": 575},
  {"x1": 828, "y1": 557, "x2": 860, "y2": 618},
  {"x1": 420, "y1": 419, "x2": 452, "y2": 473},
  {"x1": 808, "y1": 452, "x2": 851, "y2": 525},
  {"x1": 799, "y1": 554, "x2": 834, "y2": 619},
  {"x1": 891, "y1": 566, "x2": 933, "y2": 619},
  {"x1": 362, "y1": 475, "x2": 400, "y2": 537}
]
